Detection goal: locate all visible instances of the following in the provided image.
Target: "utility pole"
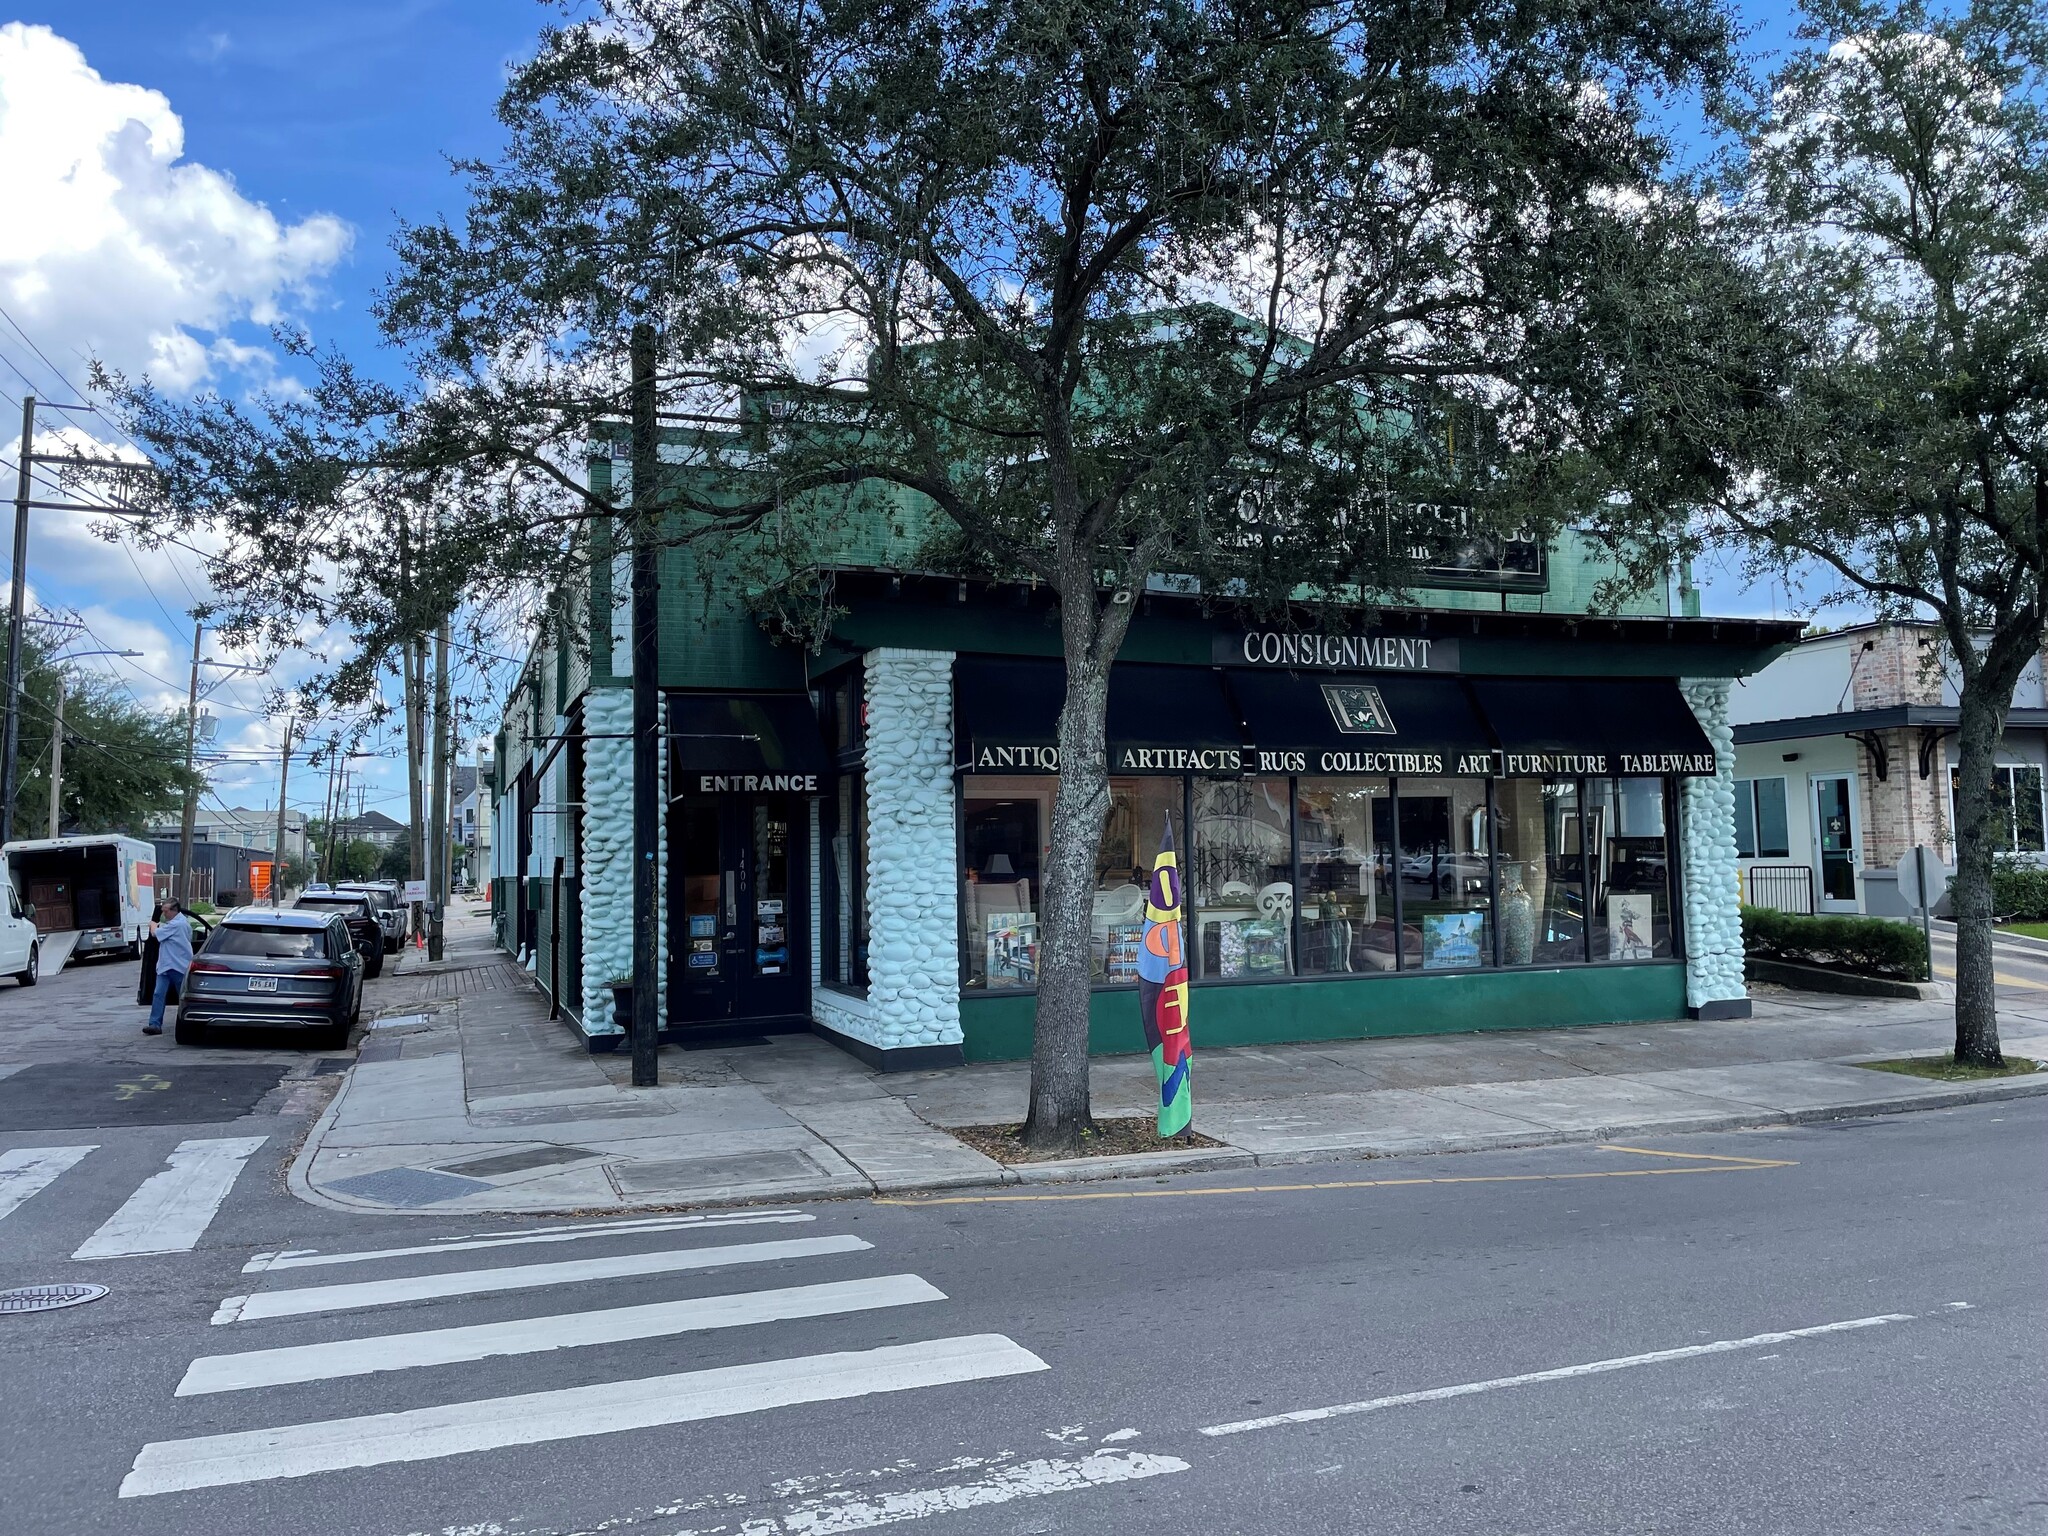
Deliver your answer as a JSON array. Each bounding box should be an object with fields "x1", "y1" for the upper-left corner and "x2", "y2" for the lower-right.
[
  {"x1": 44, "y1": 675, "x2": 62, "y2": 840},
  {"x1": 629, "y1": 322, "x2": 661, "y2": 1087},
  {"x1": 272, "y1": 717, "x2": 295, "y2": 905},
  {"x1": 428, "y1": 615, "x2": 451, "y2": 960},
  {"x1": 320, "y1": 736, "x2": 341, "y2": 881},
  {"x1": 177, "y1": 621, "x2": 202, "y2": 902},
  {"x1": 1, "y1": 394, "x2": 35, "y2": 847}
]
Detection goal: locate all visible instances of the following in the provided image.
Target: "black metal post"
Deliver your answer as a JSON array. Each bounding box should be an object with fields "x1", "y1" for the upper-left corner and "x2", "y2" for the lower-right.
[{"x1": 629, "y1": 323, "x2": 662, "y2": 1087}]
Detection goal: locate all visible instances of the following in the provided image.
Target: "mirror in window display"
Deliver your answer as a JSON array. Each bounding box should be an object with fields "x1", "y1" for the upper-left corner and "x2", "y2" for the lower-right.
[
  {"x1": 1296, "y1": 780, "x2": 1407, "y2": 972},
  {"x1": 1397, "y1": 777, "x2": 1492, "y2": 969},
  {"x1": 1191, "y1": 778, "x2": 1293, "y2": 977},
  {"x1": 1494, "y1": 779, "x2": 1585, "y2": 965},
  {"x1": 1584, "y1": 778, "x2": 1673, "y2": 960},
  {"x1": 1092, "y1": 779, "x2": 1177, "y2": 982},
  {"x1": 960, "y1": 777, "x2": 1047, "y2": 988}
]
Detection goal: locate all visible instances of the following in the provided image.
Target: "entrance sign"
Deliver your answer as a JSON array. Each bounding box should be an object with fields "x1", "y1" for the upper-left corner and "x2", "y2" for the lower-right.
[{"x1": 697, "y1": 773, "x2": 818, "y2": 794}]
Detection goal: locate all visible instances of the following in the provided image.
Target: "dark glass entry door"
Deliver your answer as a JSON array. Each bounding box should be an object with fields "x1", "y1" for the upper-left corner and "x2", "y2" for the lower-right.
[{"x1": 671, "y1": 795, "x2": 808, "y2": 1026}]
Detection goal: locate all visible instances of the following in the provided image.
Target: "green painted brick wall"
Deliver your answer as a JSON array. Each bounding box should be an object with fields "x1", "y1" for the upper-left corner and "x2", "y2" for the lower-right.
[{"x1": 955, "y1": 962, "x2": 1688, "y2": 1062}]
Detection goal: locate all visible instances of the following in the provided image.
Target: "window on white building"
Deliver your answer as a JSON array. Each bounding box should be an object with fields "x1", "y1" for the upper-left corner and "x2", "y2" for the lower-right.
[
  {"x1": 1950, "y1": 765, "x2": 2046, "y2": 854},
  {"x1": 1733, "y1": 777, "x2": 1790, "y2": 859}
]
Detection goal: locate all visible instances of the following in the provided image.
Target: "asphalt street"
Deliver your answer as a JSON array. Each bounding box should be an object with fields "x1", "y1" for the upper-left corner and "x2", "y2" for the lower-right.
[{"x1": 2, "y1": 954, "x2": 2043, "y2": 1536}]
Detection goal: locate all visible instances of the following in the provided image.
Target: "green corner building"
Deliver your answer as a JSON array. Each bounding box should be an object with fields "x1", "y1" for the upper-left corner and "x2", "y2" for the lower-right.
[{"x1": 490, "y1": 444, "x2": 1798, "y2": 1071}]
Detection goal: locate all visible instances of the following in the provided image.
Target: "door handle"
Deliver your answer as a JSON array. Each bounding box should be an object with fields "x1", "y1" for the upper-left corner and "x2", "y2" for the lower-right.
[{"x1": 723, "y1": 870, "x2": 736, "y2": 925}]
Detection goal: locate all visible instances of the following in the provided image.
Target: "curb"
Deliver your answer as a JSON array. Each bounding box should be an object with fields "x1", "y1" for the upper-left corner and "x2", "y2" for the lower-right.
[{"x1": 283, "y1": 1059, "x2": 2048, "y2": 1218}]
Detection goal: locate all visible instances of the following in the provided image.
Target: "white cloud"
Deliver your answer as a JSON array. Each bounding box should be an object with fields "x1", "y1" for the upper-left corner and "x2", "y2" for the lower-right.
[{"x1": 0, "y1": 23, "x2": 352, "y2": 393}]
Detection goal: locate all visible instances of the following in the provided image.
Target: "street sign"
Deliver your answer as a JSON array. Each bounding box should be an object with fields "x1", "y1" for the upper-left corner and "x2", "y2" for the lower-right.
[
  {"x1": 403, "y1": 879, "x2": 428, "y2": 903},
  {"x1": 1895, "y1": 846, "x2": 1942, "y2": 912}
]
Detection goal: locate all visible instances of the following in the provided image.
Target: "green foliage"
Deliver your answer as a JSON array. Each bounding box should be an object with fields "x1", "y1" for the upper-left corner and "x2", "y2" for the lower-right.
[
  {"x1": 338, "y1": 839, "x2": 384, "y2": 881},
  {"x1": 377, "y1": 841, "x2": 414, "y2": 881},
  {"x1": 5, "y1": 627, "x2": 202, "y2": 836},
  {"x1": 1740, "y1": 905, "x2": 1931, "y2": 981},
  {"x1": 1989, "y1": 856, "x2": 2048, "y2": 922},
  {"x1": 276, "y1": 857, "x2": 313, "y2": 894}
]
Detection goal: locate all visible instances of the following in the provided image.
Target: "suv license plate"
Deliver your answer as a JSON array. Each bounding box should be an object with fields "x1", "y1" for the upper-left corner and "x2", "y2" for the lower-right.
[{"x1": 247, "y1": 977, "x2": 279, "y2": 992}]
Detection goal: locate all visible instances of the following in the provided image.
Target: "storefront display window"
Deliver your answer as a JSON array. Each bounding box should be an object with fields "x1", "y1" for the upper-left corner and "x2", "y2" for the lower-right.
[
  {"x1": 1950, "y1": 764, "x2": 2046, "y2": 854},
  {"x1": 1397, "y1": 776, "x2": 1493, "y2": 969},
  {"x1": 961, "y1": 776, "x2": 1048, "y2": 989},
  {"x1": 1494, "y1": 779, "x2": 1583, "y2": 965},
  {"x1": 958, "y1": 766, "x2": 1684, "y2": 992},
  {"x1": 1192, "y1": 778, "x2": 1294, "y2": 978},
  {"x1": 825, "y1": 772, "x2": 868, "y2": 991},
  {"x1": 1296, "y1": 780, "x2": 1401, "y2": 973},
  {"x1": 1584, "y1": 778, "x2": 1674, "y2": 960},
  {"x1": 1093, "y1": 779, "x2": 1178, "y2": 981}
]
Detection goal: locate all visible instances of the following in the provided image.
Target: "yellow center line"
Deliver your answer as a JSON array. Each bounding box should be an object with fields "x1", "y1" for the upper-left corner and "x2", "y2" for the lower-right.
[
  {"x1": 1932, "y1": 963, "x2": 2048, "y2": 991},
  {"x1": 874, "y1": 1152, "x2": 1795, "y2": 1207},
  {"x1": 1596, "y1": 1144, "x2": 1790, "y2": 1166}
]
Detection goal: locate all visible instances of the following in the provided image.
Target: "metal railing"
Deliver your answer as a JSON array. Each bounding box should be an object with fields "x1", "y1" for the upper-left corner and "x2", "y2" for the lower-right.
[{"x1": 1743, "y1": 864, "x2": 1815, "y2": 915}]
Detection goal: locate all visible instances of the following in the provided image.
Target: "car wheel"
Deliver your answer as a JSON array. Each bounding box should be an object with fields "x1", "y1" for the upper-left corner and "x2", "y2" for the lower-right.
[
  {"x1": 15, "y1": 943, "x2": 38, "y2": 986},
  {"x1": 364, "y1": 950, "x2": 383, "y2": 980},
  {"x1": 174, "y1": 1016, "x2": 204, "y2": 1046}
]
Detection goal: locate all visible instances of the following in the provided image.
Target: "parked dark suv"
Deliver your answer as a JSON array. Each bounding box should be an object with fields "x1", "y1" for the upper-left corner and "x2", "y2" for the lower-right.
[
  {"x1": 176, "y1": 909, "x2": 363, "y2": 1047},
  {"x1": 293, "y1": 890, "x2": 385, "y2": 978},
  {"x1": 340, "y1": 880, "x2": 406, "y2": 953}
]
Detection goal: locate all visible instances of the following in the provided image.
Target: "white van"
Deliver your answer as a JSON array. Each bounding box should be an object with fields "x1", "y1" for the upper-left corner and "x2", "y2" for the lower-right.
[{"x1": 0, "y1": 881, "x2": 38, "y2": 984}]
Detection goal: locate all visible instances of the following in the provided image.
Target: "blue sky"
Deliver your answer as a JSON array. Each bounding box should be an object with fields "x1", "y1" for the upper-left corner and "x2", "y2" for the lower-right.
[{"x1": 0, "y1": 0, "x2": 1819, "y2": 830}]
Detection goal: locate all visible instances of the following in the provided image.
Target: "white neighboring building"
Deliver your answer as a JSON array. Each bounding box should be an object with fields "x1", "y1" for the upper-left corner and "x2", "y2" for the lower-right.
[{"x1": 1729, "y1": 623, "x2": 2048, "y2": 917}]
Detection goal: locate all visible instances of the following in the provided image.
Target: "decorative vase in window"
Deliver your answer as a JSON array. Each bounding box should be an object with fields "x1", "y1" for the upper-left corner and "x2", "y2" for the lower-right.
[{"x1": 1499, "y1": 863, "x2": 1535, "y2": 966}]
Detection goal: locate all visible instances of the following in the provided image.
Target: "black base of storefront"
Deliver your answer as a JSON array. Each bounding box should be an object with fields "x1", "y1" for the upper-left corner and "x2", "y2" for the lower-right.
[
  {"x1": 1687, "y1": 999, "x2": 1753, "y2": 1020},
  {"x1": 812, "y1": 1019, "x2": 967, "y2": 1073}
]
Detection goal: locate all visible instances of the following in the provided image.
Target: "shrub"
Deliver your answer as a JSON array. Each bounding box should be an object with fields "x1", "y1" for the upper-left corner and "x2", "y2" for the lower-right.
[
  {"x1": 1990, "y1": 856, "x2": 2048, "y2": 922},
  {"x1": 1739, "y1": 906, "x2": 1930, "y2": 982}
]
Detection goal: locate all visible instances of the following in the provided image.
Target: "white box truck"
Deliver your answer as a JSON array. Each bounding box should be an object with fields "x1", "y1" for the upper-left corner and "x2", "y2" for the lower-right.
[{"x1": 3, "y1": 834, "x2": 157, "y2": 968}]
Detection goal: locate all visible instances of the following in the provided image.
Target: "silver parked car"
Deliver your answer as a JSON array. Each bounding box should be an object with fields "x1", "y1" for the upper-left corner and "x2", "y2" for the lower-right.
[{"x1": 340, "y1": 880, "x2": 407, "y2": 953}]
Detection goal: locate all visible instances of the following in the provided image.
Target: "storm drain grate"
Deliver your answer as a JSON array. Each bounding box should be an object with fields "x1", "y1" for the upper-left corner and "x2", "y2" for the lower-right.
[
  {"x1": 327, "y1": 1166, "x2": 496, "y2": 1207},
  {"x1": 310, "y1": 1059, "x2": 353, "y2": 1076},
  {"x1": 2, "y1": 1284, "x2": 109, "y2": 1314},
  {"x1": 438, "y1": 1145, "x2": 598, "y2": 1178}
]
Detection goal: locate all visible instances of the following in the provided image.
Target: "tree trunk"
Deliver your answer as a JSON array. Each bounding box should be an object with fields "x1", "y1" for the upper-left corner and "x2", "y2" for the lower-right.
[
  {"x1": 1948, "y1": 683, "x2": 2010, "y2": 1067},
  {"x1": 1020, "y1": 647, "x2": 1115, "y2": 1151}
]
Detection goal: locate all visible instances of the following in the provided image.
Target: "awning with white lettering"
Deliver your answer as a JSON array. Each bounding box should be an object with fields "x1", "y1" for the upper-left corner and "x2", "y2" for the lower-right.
[
  {"x1": 953, "y1": 657, "x2": 1247, "y2": 775},
  {"x1": 1466, "y1": 679, "x2": 1717, "y2": 777},
  {"x1": 668, "y1": 693, "x2": 828, "y2": 791}
]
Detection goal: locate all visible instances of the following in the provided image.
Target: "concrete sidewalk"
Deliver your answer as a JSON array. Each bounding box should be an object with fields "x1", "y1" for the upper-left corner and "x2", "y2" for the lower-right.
[{"x1": 291, "y1": 914, "x2": 2048, "y2": 1215}]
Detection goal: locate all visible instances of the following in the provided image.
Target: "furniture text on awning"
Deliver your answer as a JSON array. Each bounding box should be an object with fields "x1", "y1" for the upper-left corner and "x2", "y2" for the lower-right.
[
  {"x1": 669, "y1": 694, "x2": 829, "y2": 793},
  {"x1": 1466, "y1": 678, "x2": 1716, "y2": 777}
]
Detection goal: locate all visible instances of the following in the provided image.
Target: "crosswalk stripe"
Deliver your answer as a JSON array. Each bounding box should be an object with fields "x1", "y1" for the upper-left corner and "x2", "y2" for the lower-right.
[
  {"x1": 0, "y1": 1145, "x2": 95, "y2": 1223},
  {"x1": 178, "y1": 1273, "x2": 947, "y2": 1395},
  {"x1": 72, "y1": 1138, "x2": 268, "y2": 1260},
  {"x1": 123, "y1": 1333, "x2": 1049, "y2": 1497},
  {"x1": 212, "y1": 1233, "x2": 873, "y2": 1323},
  {"x1": 244, "y1": 1210, "x2": 814, "y2": 1273}
]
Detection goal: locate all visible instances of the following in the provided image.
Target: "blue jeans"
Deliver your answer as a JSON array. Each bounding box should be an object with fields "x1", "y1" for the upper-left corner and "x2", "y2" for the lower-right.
[{"x1": 149, "y1": 968, "x2": 185, "y2": 1032}]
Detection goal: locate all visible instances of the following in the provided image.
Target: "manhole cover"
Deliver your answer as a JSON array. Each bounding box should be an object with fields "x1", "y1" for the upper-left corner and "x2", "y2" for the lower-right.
[{"x1": 1, "y1": 1284, "x2": 109, "y2": 1314}]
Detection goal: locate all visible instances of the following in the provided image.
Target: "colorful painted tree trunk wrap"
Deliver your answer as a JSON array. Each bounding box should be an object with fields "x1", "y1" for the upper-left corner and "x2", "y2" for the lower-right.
[{"x1": 1138, "y1": 815, "x2": 1193, "y2": 1136}]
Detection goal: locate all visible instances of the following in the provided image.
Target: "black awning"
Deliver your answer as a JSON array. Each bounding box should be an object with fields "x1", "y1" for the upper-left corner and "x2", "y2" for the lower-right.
[
  {"x1": 954, "y1": 657, "x2": 1246, "y2": 775},
  {"x1": 1466, "y1": 678, "x2": 1717, "y2": 777},
  {"x1": 1225, "y1": 669, "x2": 1497, "y2": 778},
  {"x1": 669, "y1": 693, "x2": 828, "y2": 791}
]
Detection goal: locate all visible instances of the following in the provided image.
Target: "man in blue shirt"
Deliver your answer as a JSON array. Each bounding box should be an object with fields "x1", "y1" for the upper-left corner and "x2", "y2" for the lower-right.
[{"x1": 146, "y1": 899, "x2": 194, "y2": 1036}]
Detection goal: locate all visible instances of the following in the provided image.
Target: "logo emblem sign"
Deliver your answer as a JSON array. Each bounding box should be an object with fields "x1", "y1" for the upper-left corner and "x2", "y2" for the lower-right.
[{"x1": 1322, "y1": 683, "x2": 1396, "y2": 735}]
